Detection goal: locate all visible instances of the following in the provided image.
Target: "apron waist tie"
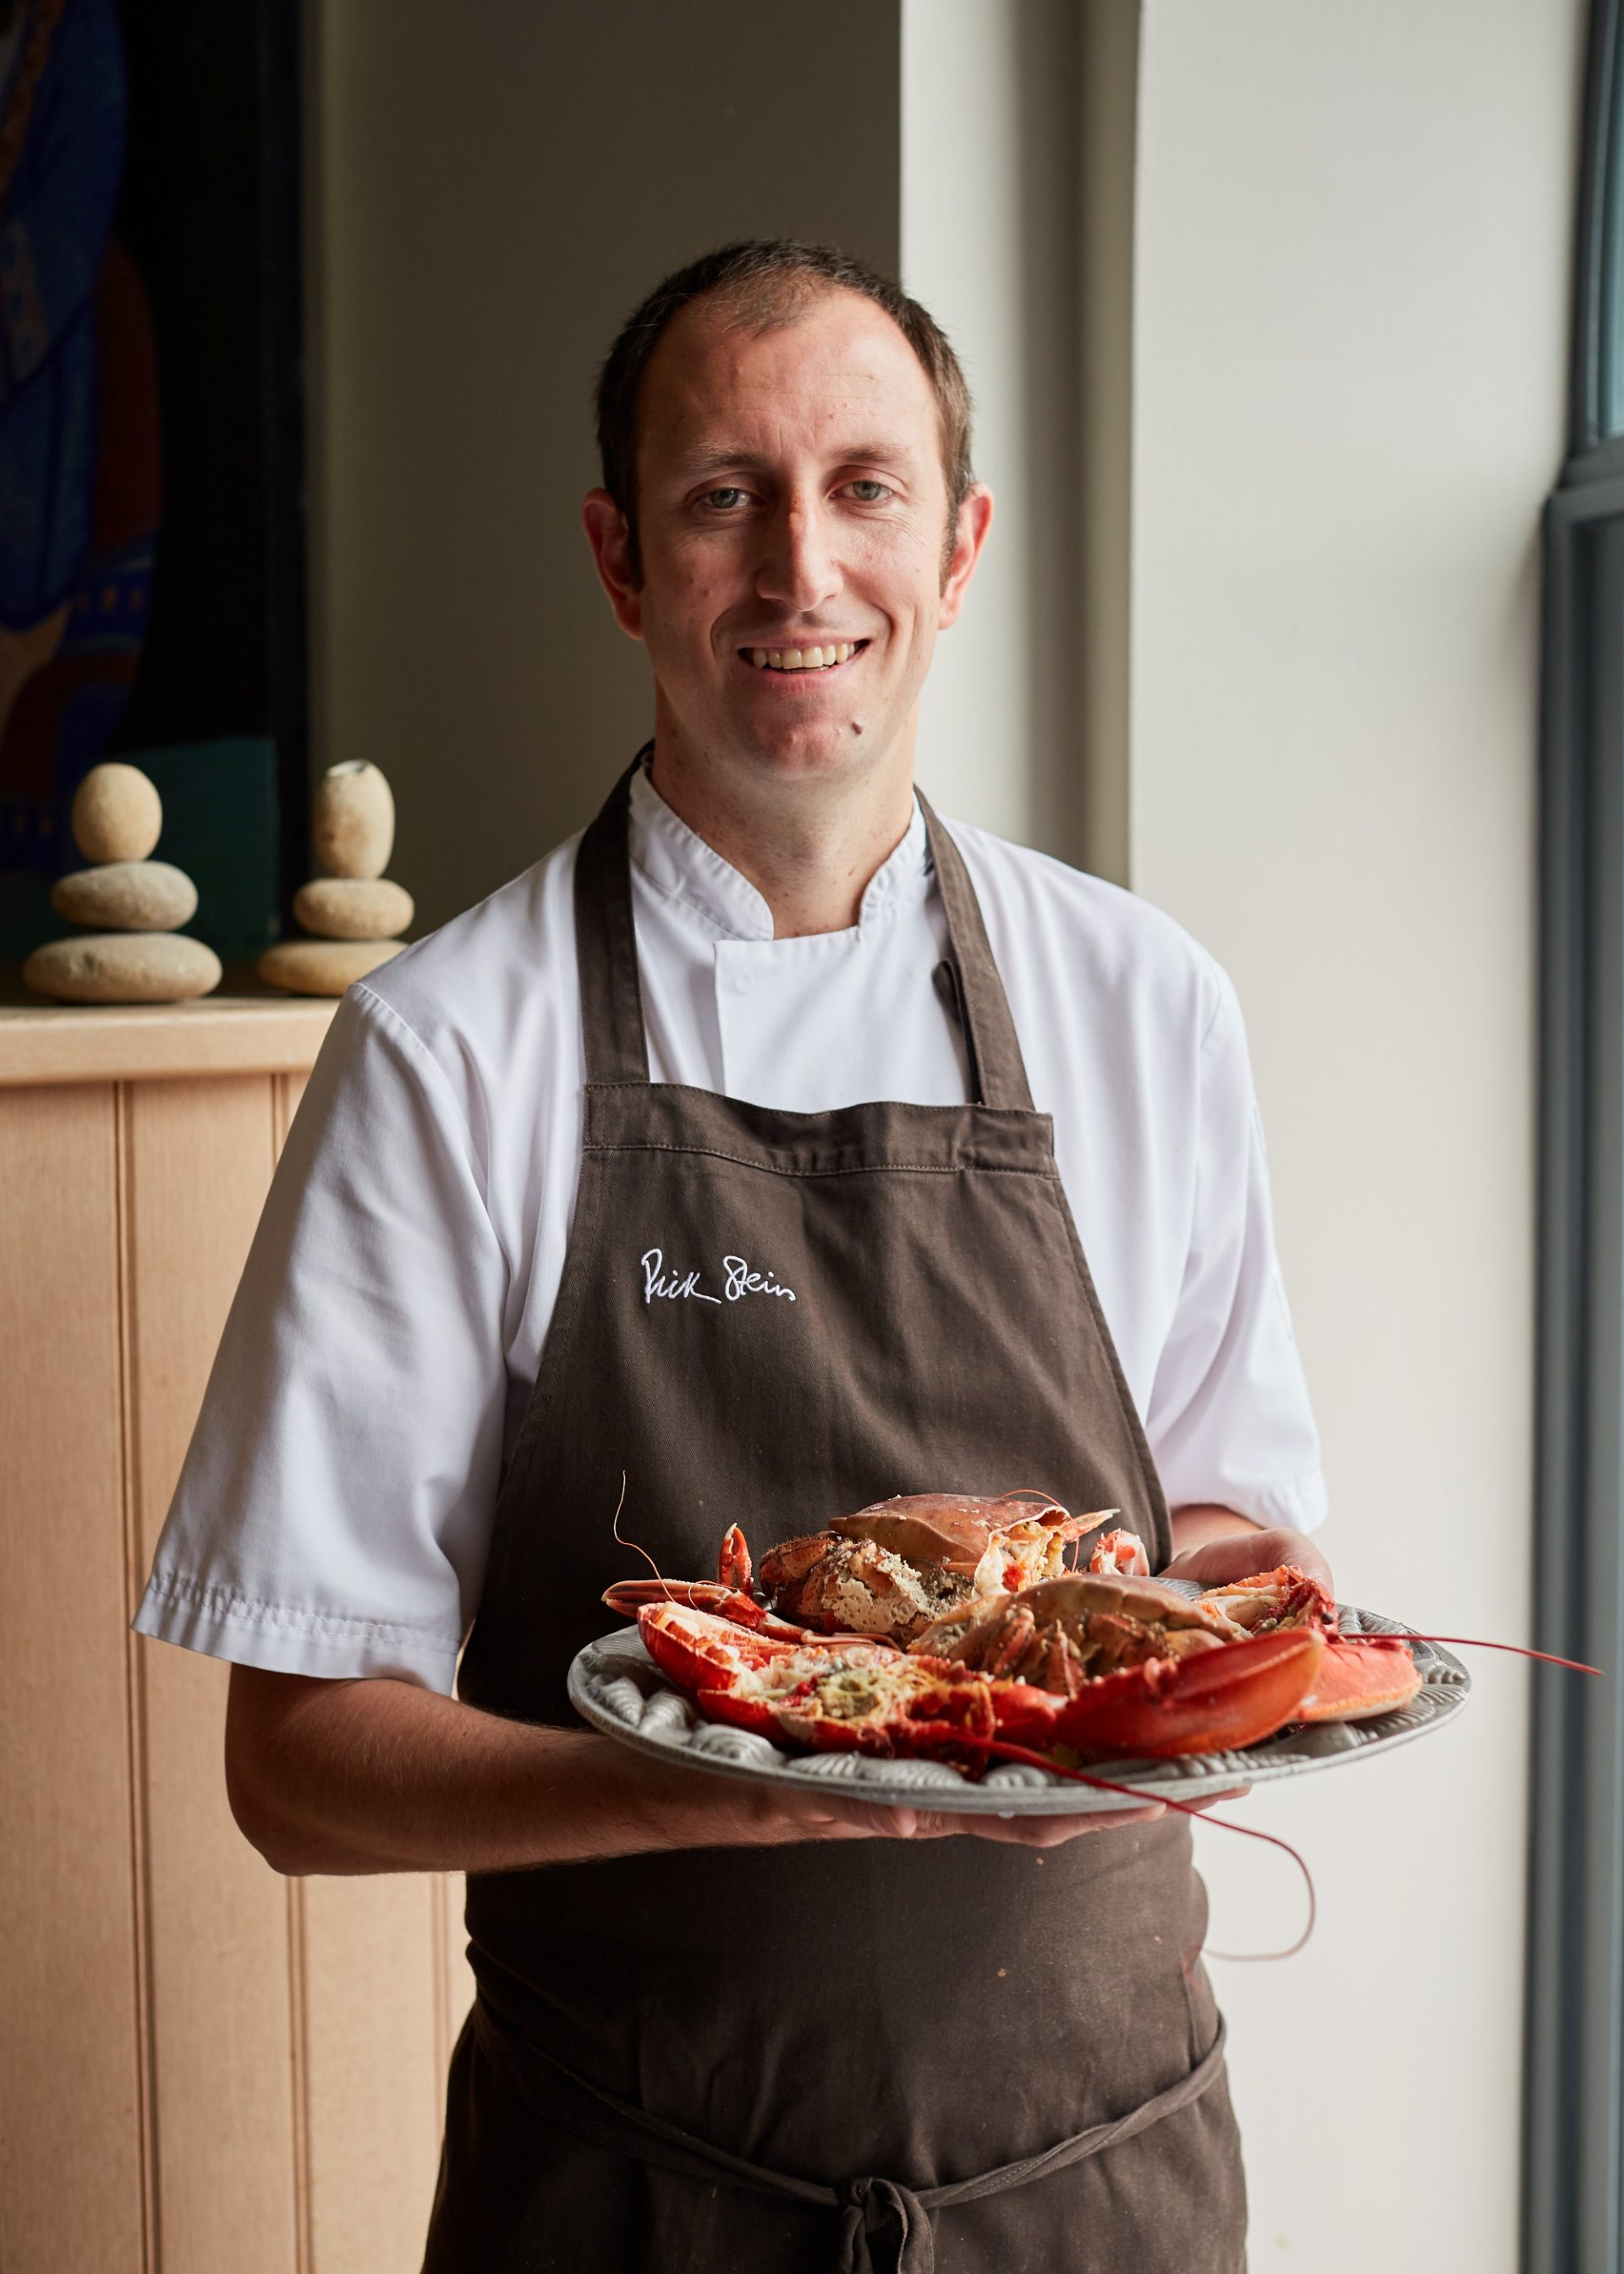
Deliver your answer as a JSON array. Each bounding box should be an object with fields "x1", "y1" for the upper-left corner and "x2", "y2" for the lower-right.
[{"x1": 473, "y1": 1997, "x2": 1228, "y2": 2274}]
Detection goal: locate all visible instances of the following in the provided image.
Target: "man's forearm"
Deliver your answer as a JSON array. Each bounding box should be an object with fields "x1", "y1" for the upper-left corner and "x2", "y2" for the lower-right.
[
  {"x1": 1167, "y1": 1502, "x2": 1262, "y2": 1558},
  {"x1": 225, "y1": 1666, "x2": 789, "y2": 1877}
]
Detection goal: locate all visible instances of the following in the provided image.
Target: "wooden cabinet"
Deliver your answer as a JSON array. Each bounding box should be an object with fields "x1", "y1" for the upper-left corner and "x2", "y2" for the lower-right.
[{"x1": 0, "y1": 999, "x2": 473, "y2": 2274}]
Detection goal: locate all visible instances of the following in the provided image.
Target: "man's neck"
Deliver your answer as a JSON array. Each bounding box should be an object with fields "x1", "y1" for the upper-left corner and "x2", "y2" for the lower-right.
[{"x1": 646, "y1": 724, "x2": 918, "y2": 939}]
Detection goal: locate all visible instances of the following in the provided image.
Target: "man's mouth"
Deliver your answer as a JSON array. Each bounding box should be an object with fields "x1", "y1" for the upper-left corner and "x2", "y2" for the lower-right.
[{"x1": 740, "y1": 640, "x2": 868, "y2": 673}]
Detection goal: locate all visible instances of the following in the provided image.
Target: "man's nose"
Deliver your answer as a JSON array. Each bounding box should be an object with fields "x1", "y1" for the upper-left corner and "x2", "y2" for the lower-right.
[{"x1": 756, "y1": 499, "x2": 841, "y2": 613}]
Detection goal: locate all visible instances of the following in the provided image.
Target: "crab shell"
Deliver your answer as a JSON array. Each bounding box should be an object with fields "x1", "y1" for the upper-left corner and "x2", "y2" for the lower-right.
[{"x1": 755, "y1": 1491, "x2": 1111, "y2": 1645}]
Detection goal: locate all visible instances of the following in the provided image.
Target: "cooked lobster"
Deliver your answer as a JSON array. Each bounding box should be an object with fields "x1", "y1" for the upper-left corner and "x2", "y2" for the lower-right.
[{"x1": 605, "y1": 1497, "x2": 1424, "y2": 1764}]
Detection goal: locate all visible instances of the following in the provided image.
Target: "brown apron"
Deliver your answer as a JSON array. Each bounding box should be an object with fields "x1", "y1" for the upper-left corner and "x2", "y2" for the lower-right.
[{"x1": 423, "y1": 763, "x2": 1246, "y2": 2273}]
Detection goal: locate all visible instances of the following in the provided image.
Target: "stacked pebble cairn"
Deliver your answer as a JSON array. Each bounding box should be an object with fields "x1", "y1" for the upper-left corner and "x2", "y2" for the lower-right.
[
  {"x1": 25, "y1": 762, "x2": 222, "y2": 1004},
  {"x1": 258, "y1": 761, "x2": 412, "y2": 996}
]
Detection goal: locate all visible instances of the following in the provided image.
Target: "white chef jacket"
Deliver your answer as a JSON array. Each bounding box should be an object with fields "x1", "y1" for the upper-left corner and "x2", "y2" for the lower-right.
[{"x1": 134, "y1": 765, "x2": 1326, "y2": 1693}]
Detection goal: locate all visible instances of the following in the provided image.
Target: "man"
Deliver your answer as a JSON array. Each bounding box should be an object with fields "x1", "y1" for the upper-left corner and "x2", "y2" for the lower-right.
[{"x1": 137, "y1": 240, "x2": 1328, "y2": 2271}]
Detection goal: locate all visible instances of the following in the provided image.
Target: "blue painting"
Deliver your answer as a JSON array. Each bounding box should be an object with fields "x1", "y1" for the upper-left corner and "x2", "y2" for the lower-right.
[
  {"x1": 0, "y1": 0, "x2": 304, "y2": 964},
  {"x1": 0, "y1": 0, "x2": 156, "y2": 872}
]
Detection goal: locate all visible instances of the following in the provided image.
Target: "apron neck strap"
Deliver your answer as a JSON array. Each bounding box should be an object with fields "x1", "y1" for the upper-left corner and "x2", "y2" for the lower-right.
[
  {"x1": 574, "y1": 755, "x2": 1036, "y2": 1112},
  {"x1": 574, "y1": 757, "x2": 650, "y2": 1085},
  {"x1": 917, "y1": 791, "x2": 1034, "y2": 1112}
]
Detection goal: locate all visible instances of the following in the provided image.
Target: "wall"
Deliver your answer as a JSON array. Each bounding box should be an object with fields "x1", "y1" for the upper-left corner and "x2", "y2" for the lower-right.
[
  {"x1": 901, "y1": 0, "x2": 1088, "y2": 858},
  {"x1": 308, "y1": 0, "x2": 899, "y2": 933},
  {"x1": 1128, "y1": 3, "x2": 1583, "y2": 2263}
]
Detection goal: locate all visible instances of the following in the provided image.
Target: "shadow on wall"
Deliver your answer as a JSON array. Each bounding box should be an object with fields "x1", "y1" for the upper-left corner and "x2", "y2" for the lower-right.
[{"x1": 315, "y1": 0, "x2": 903, "y2": 936}]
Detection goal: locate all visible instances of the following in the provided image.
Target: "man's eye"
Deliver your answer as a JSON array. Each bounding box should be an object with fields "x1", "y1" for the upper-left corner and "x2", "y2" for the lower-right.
[
  {"x1": 848, "y1": 480, "x2": 892, "y2": 503},
  {"x1": 700, "y1": 487, "x2": 748, "y2": 510}
]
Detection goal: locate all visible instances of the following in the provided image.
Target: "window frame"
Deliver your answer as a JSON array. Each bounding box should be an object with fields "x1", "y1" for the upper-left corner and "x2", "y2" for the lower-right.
[{"x1": 1527, "y1": 6, "x2": 1624, "y2": 2267}]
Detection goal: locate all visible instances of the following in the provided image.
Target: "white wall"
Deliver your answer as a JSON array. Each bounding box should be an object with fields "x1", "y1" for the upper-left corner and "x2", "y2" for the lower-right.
[{"x1": 1129, "y1": 3, "x2": 1583, "y2": 2263}]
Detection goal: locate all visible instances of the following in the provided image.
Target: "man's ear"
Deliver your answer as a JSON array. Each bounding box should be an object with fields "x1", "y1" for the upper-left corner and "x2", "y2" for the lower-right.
[
  {"x1": 938, "y1": 482, "x2": 994, "y2": 628},
  {"x1": 582, "y1": 491, "x2": 645, "y2": 639}
]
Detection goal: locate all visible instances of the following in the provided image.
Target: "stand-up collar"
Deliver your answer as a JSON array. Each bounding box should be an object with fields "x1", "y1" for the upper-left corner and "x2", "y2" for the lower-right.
[{"x1": 627, "y1": 761, "x2": 931, "y2": 943}]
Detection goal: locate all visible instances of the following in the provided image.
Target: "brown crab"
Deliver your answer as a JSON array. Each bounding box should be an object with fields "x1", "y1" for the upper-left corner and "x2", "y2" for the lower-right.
[{"x1": 752, "y1": 1491, "x2": 1111, "y2": 1645}]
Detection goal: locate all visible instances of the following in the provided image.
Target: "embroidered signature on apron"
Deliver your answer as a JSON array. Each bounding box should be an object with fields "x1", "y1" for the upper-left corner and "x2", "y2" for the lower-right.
[{"x1": 640, "y1": 1248, "x2": 799, "y2": 1306}]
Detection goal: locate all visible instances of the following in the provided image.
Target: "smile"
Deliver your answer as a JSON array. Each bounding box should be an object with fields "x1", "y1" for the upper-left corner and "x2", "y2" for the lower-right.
[{"x1": 740, "y1": 641, "x2": 867, "y2": 673}]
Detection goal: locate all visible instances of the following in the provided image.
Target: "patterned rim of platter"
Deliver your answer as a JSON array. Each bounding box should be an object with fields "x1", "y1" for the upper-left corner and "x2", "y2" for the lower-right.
[{"x1": 568, "y1": 1592, "x2": 1472, "y2": 1816}]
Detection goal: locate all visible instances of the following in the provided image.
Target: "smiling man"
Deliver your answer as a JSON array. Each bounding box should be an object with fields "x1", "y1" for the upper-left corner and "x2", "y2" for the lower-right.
[{"x1": 136, "y1": 241, "x2": 1328, "y2": 2272}]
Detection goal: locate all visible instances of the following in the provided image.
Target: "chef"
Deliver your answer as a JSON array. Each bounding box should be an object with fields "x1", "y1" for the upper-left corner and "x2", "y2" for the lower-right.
[{"x1": 136, "y1": 239, "x2": 1330, "y2": 2273}]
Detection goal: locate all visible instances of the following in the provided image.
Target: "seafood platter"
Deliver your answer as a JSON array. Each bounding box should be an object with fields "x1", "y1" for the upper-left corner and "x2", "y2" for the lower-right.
[{"x1": 570, "y1": 1493, "x2": 1472, "y2": 1815}]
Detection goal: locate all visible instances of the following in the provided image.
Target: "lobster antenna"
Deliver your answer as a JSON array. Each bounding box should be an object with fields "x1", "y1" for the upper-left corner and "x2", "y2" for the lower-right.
[
  {"x1": 976, "y1": 1737, "x2": 1316, "y2": 1962},
  {"x1": 610, "y1": 1474, "x2": 678, "y2": 1604},
  {"x1": 1341, "y1": 1635, "x2": 1601, "y2": 1676}
]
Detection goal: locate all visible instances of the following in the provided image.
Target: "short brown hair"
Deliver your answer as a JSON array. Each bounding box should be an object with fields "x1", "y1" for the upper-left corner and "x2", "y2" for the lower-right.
[{"x1": 595, "y1": 239, "x2": 974, "y2": 576}]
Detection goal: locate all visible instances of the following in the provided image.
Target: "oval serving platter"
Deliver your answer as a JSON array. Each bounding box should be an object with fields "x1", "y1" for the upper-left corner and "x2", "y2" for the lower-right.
[{"x1": 568, "y1": 1599, "x2": 1472, "y2": 1817}]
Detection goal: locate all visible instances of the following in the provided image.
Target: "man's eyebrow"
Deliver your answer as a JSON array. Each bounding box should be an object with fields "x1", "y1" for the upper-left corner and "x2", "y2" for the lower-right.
[{"x1": 669, "y1": 437, "x2": 921, "y2": 480}]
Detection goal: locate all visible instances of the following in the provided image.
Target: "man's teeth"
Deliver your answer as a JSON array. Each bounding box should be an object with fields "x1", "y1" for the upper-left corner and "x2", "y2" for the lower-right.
[{"x1": 747, "y1": 643, "x2": 859, "y2": 671}]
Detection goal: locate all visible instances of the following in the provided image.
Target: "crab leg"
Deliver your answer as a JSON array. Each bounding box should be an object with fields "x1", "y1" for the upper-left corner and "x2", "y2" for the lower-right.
[
  {"x1": 604, "y1": 1578, "x2": 895, "y2": 1647},
  {"x1": 604, "y1": 1577, "x2": 803, "y2": 1637}
]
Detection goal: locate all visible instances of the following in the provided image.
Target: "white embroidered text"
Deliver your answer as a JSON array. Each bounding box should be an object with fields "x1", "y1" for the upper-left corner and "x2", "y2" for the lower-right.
[{"x1": 640, "y1": 1248, "x2": 797, "y2": 1306}]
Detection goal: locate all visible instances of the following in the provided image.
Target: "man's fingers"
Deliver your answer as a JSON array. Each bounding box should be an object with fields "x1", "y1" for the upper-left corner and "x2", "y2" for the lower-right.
[
  {"x1": 958, "y1": 1803, "x2": 1165, "y2": 1845},
  {"x1": 1159, "y1": 1526, "x2": 1333, "y2": 1597},
  {"x1": 779, "y1": 1783, "x2": 1256, "y2": 1846},
  {"x1": 1181, "y1": 1783, "x2": 1251, "y2": 1815},
  {"x1": 801, "y1": 1798, "x2": 924, "y2": 1840}
]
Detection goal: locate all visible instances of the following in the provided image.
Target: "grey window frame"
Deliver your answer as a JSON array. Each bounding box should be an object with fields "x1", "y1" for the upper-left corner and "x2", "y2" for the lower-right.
[{"x1": 1527, "y1": 5, "x2": 1624, "y2": 2267}]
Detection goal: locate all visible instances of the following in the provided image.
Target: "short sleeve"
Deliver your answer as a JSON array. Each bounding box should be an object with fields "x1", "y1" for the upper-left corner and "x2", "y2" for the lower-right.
[
  {"x1": 133, "y1": 984, "x2": 510, "y2": 1691},
  {"x1": 1144, "y1": 970, "x2": 1328, "y2": 1532}
]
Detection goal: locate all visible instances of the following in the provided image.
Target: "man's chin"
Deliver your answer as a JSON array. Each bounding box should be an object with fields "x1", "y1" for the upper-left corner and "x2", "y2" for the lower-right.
[{"x1": 667, "y1": 711, "x2": 889, "y2": 783}]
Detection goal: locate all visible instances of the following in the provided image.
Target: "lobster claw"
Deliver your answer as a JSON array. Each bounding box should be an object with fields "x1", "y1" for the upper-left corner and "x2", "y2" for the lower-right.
[
  {"x1": 717, "y1": 1524, "x2": 752, "y2": 1593},
  {"x1": 992, "y1": 1628, "x2": 1326, "y2": 1759},
  {"x1": 1298, "y1": 1635, "x2": 1422, "y2": 1722}
]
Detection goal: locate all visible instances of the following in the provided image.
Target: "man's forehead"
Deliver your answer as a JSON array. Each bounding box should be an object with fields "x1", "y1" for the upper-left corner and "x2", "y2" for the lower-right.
[{"x1": 639, "y1": 288, "x2": 938, "y2": 462}]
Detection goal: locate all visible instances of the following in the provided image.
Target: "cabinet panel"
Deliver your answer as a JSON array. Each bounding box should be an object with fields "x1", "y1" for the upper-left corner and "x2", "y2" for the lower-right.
[
  {"x1": 2, "y1": 1024, "x2": 465, "y2": 2271},
  {"x1": 125, "y1": 1078, "x2": 300, "y2": 2274},
  {"x1": 300, "y1": 1876, "x2": 445, "y2": 2271},
  {"x1": 0, "y1": 1086, "x2": 145, "y2": 2272}
]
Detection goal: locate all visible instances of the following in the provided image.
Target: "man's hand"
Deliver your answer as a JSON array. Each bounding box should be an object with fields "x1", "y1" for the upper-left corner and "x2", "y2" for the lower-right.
[
  {"x1": 1160, "y1": 1505, "x2": 1334, "y2": 1598},
  {"x1": 756, "y1": 1788, "x2": 1171, "y2": 1848}
]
